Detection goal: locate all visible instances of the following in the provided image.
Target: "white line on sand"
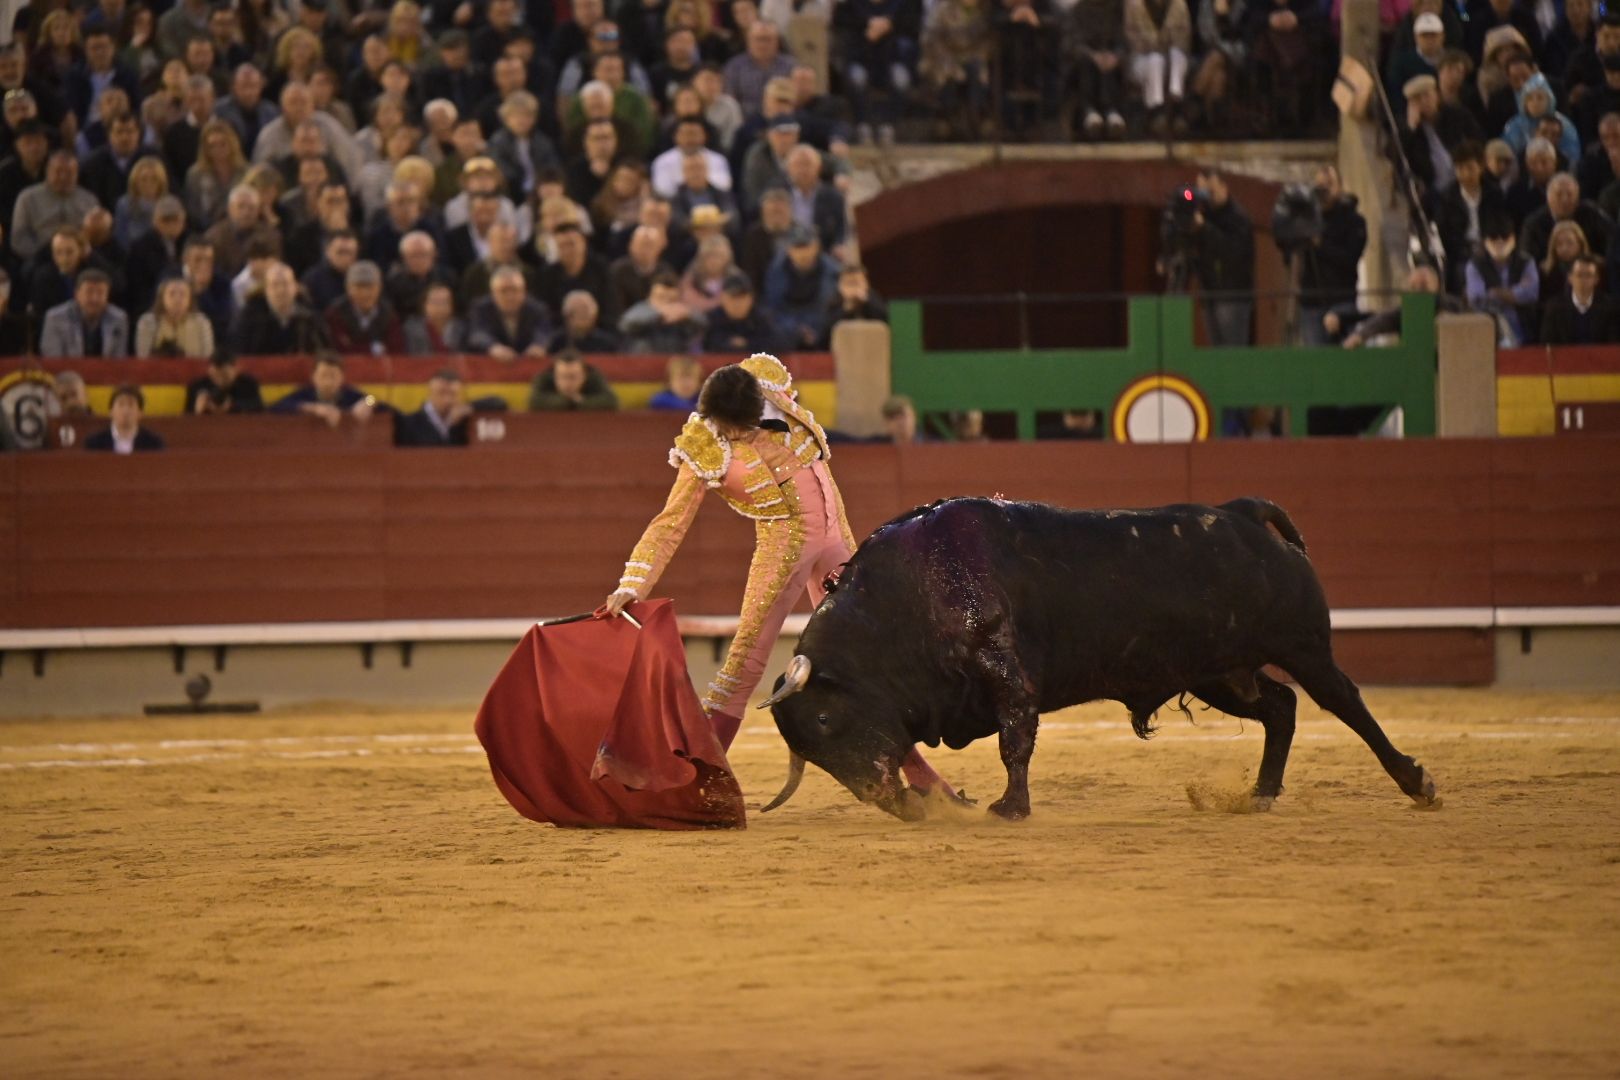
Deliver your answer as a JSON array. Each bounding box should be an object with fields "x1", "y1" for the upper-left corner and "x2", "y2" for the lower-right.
[
  {"x1": 0, "y1": 744, "x2": 485, "y2": 770},
  {"x1": 2, "y1": 718, "x2": 1615, "y2": 771}
]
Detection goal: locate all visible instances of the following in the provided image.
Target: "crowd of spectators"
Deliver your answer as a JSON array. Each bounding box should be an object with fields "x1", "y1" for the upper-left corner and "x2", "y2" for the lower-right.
[
  {"x1": 1386, "y1": 0, "x2": 1620, "y2": 344},
  {"x1": 0, "y1": 0, "x2": 955, "y2": 364}
]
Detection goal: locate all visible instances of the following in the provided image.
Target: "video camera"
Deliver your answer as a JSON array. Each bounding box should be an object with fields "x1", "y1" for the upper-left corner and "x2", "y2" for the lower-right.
[
  {"x1": 1159, "y1": 184, "x2": 1207, "y2": 292},
  {"x1": 1271, "y1": 183, "x2": 1324, "y2": 256}
]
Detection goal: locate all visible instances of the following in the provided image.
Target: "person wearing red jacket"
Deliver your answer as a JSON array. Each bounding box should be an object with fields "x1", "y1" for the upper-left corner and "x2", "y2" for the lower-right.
[{"x1": 324, "y1": 260, "x2": 406, "y2": 355}]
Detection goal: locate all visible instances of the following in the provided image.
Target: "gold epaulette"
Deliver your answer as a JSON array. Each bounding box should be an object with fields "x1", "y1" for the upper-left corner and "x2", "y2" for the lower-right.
[
  {"x1": 668, "y1": 413, "x2": 729, "y2": 486},
  {"x1": 741, "y1": 353, "x2": 792, "y2": 393}
]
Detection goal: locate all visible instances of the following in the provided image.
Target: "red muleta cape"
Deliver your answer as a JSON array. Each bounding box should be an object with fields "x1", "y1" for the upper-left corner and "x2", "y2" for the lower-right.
[{"x1": 474, "y1": 599, "x2": 747, "y2": 829}]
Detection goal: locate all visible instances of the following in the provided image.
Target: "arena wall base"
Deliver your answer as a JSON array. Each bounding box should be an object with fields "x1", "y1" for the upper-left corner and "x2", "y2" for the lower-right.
[
  {"x1": 15, "y1": 627, "x2": 1620, "y2": 719},
  {"x1": 0, "y1": 637, "x2": 795, "y2": 721},
  {"x1": 1492, "y1": 627, "x2": 1620, "y2": 691}
]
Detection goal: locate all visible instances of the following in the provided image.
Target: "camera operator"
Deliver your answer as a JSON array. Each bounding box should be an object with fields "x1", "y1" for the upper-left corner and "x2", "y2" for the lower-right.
[
  {"x1": 1289, "y1": 165, "x2": 1367, "y2": 345},
  {"x1": 1188, "y1": 169, "x2": 1255, "y2": 345}
]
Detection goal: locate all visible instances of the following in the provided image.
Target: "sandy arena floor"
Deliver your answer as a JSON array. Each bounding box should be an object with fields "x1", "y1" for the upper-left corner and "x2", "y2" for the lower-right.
[{"x1": 2, "y1": 688, "x2": 1618, "y2": 1079}]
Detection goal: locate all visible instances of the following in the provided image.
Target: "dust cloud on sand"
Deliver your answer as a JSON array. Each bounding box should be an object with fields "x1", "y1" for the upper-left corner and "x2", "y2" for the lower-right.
[{"x1": 3, "y1": 689, "x2": 1618, "y2": 1078}]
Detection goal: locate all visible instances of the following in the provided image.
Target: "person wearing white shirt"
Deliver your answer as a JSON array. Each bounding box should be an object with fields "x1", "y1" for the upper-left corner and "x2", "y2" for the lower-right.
[{"x1": 649, "y1": 116, "x2": 733, "y2": 198}]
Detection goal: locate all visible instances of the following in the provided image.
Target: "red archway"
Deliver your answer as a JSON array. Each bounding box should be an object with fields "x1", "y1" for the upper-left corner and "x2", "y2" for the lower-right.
[{"x1": 855, "y1": 160, "x2": 1290, "y2": 349}]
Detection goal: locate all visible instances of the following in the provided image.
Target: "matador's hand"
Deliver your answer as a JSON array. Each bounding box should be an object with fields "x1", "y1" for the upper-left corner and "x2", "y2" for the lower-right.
[{"x1": 602, "y1": 591, "x2": 633, "y2": 618}]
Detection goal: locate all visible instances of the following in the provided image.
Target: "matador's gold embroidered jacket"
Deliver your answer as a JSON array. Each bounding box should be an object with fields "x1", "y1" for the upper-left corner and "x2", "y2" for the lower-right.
[{"x1": 613, "y1": 354, "x2": 857, "y2": 600}]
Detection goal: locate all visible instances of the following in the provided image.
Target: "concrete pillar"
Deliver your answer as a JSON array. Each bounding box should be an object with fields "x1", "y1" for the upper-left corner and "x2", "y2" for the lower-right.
[
  {"x1": 1435, "y1": 313, "x2": 1499, "y2": 436},
  {"x1": 831, "y1": 320, "x2": 892, "y2": 439},
  {"x1": 786, "y1": 15, "x2": 830, "y2": 100},
  {"x1": 1337, "y1": 0, "x2": 1399, "y2": 296}
]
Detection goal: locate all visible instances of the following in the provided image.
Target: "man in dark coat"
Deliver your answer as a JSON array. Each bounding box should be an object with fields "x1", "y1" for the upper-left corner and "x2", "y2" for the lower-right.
[
  {"x1": 1296, "y1": 164, "x2": 1368, "y2": 343},
  {"x1": 1519, "y1": 173, "x2": 1611, "y2": 262},
  {"x1": 126, "y1": 196, "x2": 190, "y2": 316},
  {"x1": 1190, "y1": 169, "x2": 1255, "y2": 346},
  {"x1": 703, "y1": 271, "x2": 786, "y2": 354},
  {"x1": 1399, "y1": 73, "x2": 1483, "y2": 202},
  {"x1": 80, "y1": 114, "x2": 152, "y2": 211},
  {"x1": 229, "y1": 263, "x2": 329, "y2": 355},
  {"x1": 84, "y1": 384, "x2": 165, "y2": 452},
  {"x1": 185, "y1": 351, "x2": 265, "y2": 414},
  {"x1": 1432, "y1": 141, "x2": 1507, "y2": 293},
  {"x1": 1541, "y1": 253, "x2": 1620, "y2": 342},
  {"x1": 66, "y1": 27, "x2": 142, "y2": 127},
  {"x1": 396, "y1": 369, "x2": 473, "y2": 446},
  {"x1": 539, "y1": 223, "x2": 618, "y2": 324},
  {"x1": 465, "y1": 264, "x2": 551, "y2": 359}
]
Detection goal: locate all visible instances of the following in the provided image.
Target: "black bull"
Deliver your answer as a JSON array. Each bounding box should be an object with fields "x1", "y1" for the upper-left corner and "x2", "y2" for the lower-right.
[{"x1": 760, "y1": 497, "x2": 1440, "y2": 820}]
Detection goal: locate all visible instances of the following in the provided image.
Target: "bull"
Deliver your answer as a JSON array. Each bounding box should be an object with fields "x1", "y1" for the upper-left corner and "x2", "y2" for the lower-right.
[{"x1": 759, "y1": 496, "x2": 1439, "y2": 821}]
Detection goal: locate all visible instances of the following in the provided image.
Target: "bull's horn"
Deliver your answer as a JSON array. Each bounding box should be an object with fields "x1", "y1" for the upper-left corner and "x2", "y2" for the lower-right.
[
  {"x1": 760, "y1": 753, "x2": 805, "y2": 813},
  {"x1": 756, "y1": 655, "x2": 812, "y2": 709}
]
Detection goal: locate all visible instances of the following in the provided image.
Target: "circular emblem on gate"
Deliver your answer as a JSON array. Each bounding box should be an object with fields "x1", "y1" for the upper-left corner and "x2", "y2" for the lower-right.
[
  {"x1": 0, "y1": 369, "x2": 62, "y2": 450},
  {"x1": 1110, "y1": 373, "x2": 1212, "y2": 443}
]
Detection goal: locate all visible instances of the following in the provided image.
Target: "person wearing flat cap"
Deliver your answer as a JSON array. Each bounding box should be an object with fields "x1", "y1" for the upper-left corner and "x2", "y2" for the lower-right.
[
  {"x1": 762, "y1": 222, "x2": 839, "y2": 349},
  {"x1": 1400, "y1": 68, "x2": 1482, "y2": 197},
  {"x1": 1384, "y1": 8, "x2": 1450, "y2": 105},
  {"x1": 741, "y1": 113, "x2": 802, "y2": 210}
]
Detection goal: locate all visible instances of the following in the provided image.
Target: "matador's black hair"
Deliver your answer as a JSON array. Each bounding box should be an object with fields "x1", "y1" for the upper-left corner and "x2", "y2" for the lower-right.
[{"x1": 697, "y1": 364, "x2": 765, "y2": 429}]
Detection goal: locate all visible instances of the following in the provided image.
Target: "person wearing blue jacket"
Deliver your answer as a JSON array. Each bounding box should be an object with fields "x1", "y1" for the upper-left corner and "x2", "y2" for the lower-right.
[{"x1": 1503, "y1": 72, "x2": 1581, "y2": 165}]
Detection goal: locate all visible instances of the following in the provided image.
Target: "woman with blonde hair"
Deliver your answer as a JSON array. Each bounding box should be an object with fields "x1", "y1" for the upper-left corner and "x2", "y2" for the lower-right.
[
  {"x1": 679, "y1": 233, "x2": 735, "y2": 313},
  {"x1": 271, "y1": 27, "x2": 323, "y2": 96},
  {"x1": 115, "y1": 156, "x2": 172, "y2": 249},
  {"x1": 534, "y1": 193, "x2": 588, "y2": 263},
  {"x1": 1539, "y1": 220, "x2": 1590, "y2": 306},
  {"x1": 241, "y1": 164, "x2": 285, "y2": 229},
  {"x1": 31, "y1": 10, "x2": 83, "y2": 88},
  {"x1": 137, "y1": 276, "x2": 216, "y2": 358},
  {"x1": 186, "y1": 119, "x2": 248, "y2": 227}
]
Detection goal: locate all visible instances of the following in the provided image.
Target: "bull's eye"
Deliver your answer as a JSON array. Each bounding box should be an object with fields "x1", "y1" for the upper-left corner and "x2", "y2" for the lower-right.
[{"x1": 817, "y1": 713, "x2": 831, "y2": 729}]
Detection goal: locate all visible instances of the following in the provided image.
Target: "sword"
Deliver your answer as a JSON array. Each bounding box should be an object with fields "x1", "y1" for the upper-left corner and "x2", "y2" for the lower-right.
[{"x1": 539, "y1": 609, "x2": 642, "y2": 630}]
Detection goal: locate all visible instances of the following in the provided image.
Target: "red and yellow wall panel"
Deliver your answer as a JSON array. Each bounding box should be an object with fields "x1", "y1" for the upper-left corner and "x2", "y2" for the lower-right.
[
  {"x1": 0, "y1": 353, "x2": 838, "y2": 425},
  {"x1": 1497, "y1": 347, "x2": 1620, "y2": 435}
]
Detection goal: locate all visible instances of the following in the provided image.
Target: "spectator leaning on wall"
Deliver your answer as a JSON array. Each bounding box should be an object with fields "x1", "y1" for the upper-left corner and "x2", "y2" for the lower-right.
[
  {"x1": 396, "y1": 369, "x2": 473, "y2": 447},
  {"x1": 528, "y1": 348, "x2": 620, "y2": 410},
  {"x1": 84, "y1": 384, "x2": 165, "y2": 453},
  {"x1": 186, "y1": 351, "x2": 264, "y2": 415},
  {"x1": 271, "y1": 352, "x2": 378, "y2": 427}
]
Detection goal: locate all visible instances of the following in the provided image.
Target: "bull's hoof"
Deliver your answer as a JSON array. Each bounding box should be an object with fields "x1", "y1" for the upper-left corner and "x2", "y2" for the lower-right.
[
  {"x1": 1410, "y1": 767, "x2": 1440, "y2": 808},
  {"x1": 987, "y1": 798, "x2": 1030, "y2": 821},
  {"x1": 1251, "y1": 795, "x2": 1275, "y2": 813}
]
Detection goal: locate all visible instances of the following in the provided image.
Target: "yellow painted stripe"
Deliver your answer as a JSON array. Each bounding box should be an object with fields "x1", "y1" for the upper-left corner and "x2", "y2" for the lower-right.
[
  {"x1": 128, "y1": 380, "x2": 839, "y2": 424},
  {"x1": 1497, "y1": 374, "x2": 1620, "y2": 436}
]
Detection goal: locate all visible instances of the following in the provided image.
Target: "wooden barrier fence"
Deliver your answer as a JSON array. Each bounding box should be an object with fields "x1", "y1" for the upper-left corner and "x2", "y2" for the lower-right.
[{"x1": 2, "y1": 431, "x2": 1618, "y2": 684}]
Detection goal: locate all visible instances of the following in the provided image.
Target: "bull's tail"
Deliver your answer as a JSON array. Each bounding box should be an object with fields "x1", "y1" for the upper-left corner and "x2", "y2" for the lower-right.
[{"x1": 1222, "y1": 497, "x2": 1307, "y2": 554}]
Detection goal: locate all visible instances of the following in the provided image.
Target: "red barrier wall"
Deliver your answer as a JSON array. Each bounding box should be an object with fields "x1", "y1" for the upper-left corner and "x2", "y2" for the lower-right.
[{"x1": 4, "y1": 433, "x2": 1618, "y2": 684}]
